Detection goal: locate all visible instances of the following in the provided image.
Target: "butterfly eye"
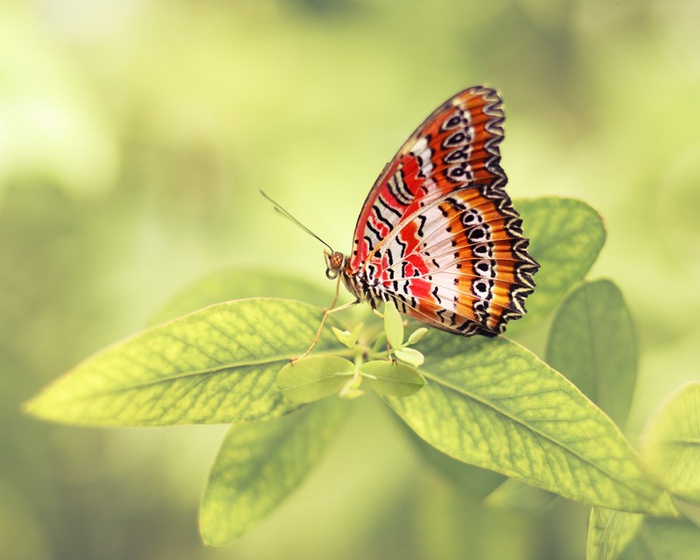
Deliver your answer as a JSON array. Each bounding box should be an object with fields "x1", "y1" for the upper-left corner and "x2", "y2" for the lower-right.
[{"x1": 324, "y1": 251, "x2": 345, "y2": 280}]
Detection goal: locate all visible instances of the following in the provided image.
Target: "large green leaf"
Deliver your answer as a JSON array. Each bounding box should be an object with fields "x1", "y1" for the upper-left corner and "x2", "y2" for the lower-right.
[
  {"x1": 546, "y1": 279, "x2": 637, "y2": 427},
  {"x1": 150, "y1": 269, "x2": 331, "y2": 325},
  {"x1": 200, "y1": 398, "x2": 348, "y2": 545},
  {"x1": 587, "y1": 508, "x2": 643, "y2": 560},
  {"x1": 384, "y1": 331, "x2": 673, "y2": 514},
  {"x1": 510, "y1": 197, "x2": 606, "y2": 332},
  {"x1": 641, "y1": 382, "x2": 700, "y2": 502},
  {"x1": 25, "y1": 299, "x2": 343, "y2": 426},
  {"x1": 490, "y1": 279, "x2": 638, "y2": 512}
]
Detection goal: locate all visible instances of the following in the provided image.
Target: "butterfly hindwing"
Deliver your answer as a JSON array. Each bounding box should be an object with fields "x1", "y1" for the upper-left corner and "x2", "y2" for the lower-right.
[{"x1": 365, "y1": 184, "x2": 536, "y2": 335}]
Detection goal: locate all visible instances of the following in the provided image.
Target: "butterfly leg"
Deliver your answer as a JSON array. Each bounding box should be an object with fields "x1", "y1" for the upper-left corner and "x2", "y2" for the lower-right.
[
  {"x1": 292, "y1": 278, "x2": 357, "y2": 361},
  {"x1": 385, "y1": 339, "x2": 395, "y2": 363},
  {"x1": 293, "y1": 299, "x2": 360, "y2": 361}
]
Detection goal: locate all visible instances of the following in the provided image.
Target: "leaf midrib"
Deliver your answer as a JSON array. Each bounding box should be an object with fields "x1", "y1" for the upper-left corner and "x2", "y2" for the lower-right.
[
  {"x1": 417, "y1": 366, "x2": 658, "y2": 503},
  {"x1": 66, "y1": 351, "x2": 347, "y2": 398}
]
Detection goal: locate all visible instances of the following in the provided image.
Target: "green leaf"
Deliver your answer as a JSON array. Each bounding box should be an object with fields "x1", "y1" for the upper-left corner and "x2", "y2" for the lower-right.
[
  {"x1": 641, "y1": 382, "x2": 700, "y2": 502},
  {"x1": 406, "y1": 327, "x2": 428, "y2": 346},
  {"x1": 384, "y1": 300, "x2": 404, "y2": 348},
  {"x1": 493, "y1": 280, "x2": 638, "y2": 516},
  {"x1": 149, "y1": 268, "x2": 332, "y2": 325},
  {"x1": 360, "y1": 361, "x2": 426, "y2": 397},
  {"x1": 620, "y1": 518, "x2": 700, "y2": 560},
  {"x1": 394, "y1": 346, "x2": 425, "y2": 368},
  {"x1": 587, "y1": 508, "x2": 643, "y2": 560},
  {"x1": 384, "y1": 331, "x2": 673, "y2": 514},
  {"x1": 484, "y1": 478, "x2": 556, "y2": 512},
  {"x1": 331, "y1": 323, "x2": 363, "y2": 349},
  {"x1": 25, "y1": 299, "x2": 343, "y2": 426},
  {"x1": 277, "y1": 356, "x2": 355, "y2": 404},
  {"x1": 546, "y1": 279, "x2": 637, "y2": 426},
  {"x1": 200, "y1": 398, "x2": 348, "y2": 545},
  {"x1": 511, "y1": 197, "x2": 606, "y2": 332}
]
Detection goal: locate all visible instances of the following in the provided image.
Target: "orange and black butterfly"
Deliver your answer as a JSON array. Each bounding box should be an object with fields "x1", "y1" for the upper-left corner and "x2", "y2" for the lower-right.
[{"x1": 322, "y1": 86, "x2": 539, "y2": 337}]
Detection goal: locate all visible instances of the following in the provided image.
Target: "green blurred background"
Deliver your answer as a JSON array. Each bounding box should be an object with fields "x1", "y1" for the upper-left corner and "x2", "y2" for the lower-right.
[{"x1": 2, "y1": 0, "x2": 699, "y2": 558}]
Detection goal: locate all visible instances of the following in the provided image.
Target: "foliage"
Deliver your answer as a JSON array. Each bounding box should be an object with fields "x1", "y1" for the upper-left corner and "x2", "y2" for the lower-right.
[
  {"x1": 3, "y1": 1, "x2": 699, "y2": 558},
  {"x1": 25, "y1": 196, "x2": 700, "y2": 558}
]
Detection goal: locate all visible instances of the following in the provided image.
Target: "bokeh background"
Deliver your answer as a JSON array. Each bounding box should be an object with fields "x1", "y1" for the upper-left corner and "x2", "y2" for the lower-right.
[{"x1": 2, "y1": 0, "x2": 699, "y2": 559}]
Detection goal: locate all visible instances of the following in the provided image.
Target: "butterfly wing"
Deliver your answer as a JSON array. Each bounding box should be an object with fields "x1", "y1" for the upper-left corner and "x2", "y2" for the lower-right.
[{"x1": 349, "y1": 86, "x2": 538, "y2": 335}]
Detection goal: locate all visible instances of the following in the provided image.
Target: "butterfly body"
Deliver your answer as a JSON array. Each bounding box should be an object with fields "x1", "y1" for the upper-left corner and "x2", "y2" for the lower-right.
[{"x1": 326, "y1": 86, "x2": 539, "y2": 338}]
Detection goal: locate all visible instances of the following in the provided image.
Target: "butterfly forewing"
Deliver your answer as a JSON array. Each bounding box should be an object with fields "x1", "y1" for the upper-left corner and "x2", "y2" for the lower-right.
[
  {"x1": 343, "y1": 86, "x2": 538, "y2": 336},
  {"x1": 350, "y1": 86, "x2": 507, "y2": 269}
]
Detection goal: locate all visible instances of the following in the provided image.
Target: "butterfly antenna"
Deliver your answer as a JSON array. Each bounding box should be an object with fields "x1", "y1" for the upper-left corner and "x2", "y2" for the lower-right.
[{"x1": 260, "y1": 190, "x2": 335, "y2": 252}]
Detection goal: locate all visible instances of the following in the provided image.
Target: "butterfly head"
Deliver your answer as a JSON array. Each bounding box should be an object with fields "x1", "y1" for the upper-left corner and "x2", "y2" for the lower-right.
[{"x1": 324, "y1": 250, "x2": 346, "y2": 280}]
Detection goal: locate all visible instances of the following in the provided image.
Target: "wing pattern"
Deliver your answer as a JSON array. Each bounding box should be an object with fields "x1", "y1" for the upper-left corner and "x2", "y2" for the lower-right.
[{"x1": 342, "y1": 86, "x2": 538, "y2": 336}]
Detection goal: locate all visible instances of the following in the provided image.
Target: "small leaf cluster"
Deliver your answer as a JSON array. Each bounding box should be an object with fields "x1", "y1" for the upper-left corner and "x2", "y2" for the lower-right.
[
  {"x1": 24, "y1": 197, "x2": 700, "y2": 556},
  {"x1": 383, "y1": 299, "x2": 428, "y2": 367},
  {"x1": 277, "y1": 307, "x2": 426, "y2": 404}
]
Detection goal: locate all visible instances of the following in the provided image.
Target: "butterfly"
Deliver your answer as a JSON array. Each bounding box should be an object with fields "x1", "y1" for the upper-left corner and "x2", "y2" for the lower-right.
[{"x1": 321, "y1": 86, "x2": 539, "y2": 340}]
